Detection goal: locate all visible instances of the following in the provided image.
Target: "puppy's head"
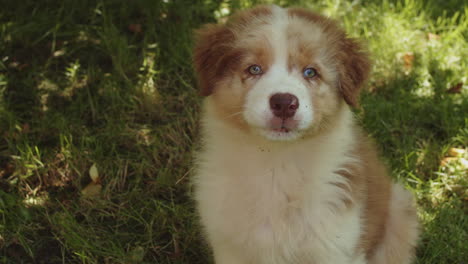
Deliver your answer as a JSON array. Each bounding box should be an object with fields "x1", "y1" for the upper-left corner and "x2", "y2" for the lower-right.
[{"x1": 193, "y1": 5, "x2": 370, "y2": 141}]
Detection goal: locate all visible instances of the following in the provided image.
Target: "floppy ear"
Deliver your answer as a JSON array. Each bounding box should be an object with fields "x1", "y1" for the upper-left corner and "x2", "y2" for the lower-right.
[
  {"x1": 193, "y1": 24, "x2": 235, "y2": 96},
  {"x1": 336, "y1": 37, "x2": 371, "y2": 107}
]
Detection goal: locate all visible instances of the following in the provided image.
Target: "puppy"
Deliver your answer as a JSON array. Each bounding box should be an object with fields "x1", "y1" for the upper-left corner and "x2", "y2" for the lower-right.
[{"x1": 192, "y1": 5, "x2": 419, "y2": 264}]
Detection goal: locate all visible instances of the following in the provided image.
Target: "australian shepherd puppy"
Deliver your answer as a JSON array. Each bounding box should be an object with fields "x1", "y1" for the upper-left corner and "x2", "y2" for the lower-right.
[{"x1": 192, "y1": 5, "x2": 419, "y2": 264}]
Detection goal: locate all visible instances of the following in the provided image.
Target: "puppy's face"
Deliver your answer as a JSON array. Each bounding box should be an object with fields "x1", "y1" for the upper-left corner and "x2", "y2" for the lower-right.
[{"x1": 194, "y1": 6, "x2": 370, "y2": 141}]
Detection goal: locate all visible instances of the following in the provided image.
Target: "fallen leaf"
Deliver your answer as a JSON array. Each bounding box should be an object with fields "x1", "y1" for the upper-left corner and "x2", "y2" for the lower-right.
[
  {"x1": 128, "y1": 246, "x2": 145, "y2": 262},
  {"x1": 402, "y1": 52, "x2": 414, "y2": 72},
  {"x1": 53, "y1": 49, "x2": 66, "y2": 57},
  {"x1": 128, "y1": 24, "x2": 142, "y2": 34},
  {"x1": 447, "y1": 82, "x2": 463, "y2": 94},
  {"x1": 81, "y1": 182, "x2": 102, "y2": 197},
  {"x1": 440, "y1": 157, "x2": 457, "y2": 167},
  {"x1": 427, "y1": 33, "x2": 440, "y2": 41},
  {"x1": 18, "y1": 64, "x2": 28, "y2": 70},
  {"x1": 8, "y1": 61, "x2": 19, "y2": 68},
  {"x1": 89, "y1": 163, "x2": 99, "y2": 183},
  {"x1": 448, "y1": 148, "x2": 465, "y2": 157}
]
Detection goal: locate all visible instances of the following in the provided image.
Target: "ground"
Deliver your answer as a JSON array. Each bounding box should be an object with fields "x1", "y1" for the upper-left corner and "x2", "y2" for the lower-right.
[{"x1": 0, "y1": 0, "x2": 467, "y2": 263}]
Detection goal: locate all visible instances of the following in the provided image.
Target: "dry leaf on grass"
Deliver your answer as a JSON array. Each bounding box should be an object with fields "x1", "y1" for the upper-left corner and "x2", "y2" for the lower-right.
[
  {"x1": 128, "y1": 24, "x2": 142, "y2": 34},
  {"x1": 128, "y1": 246, "x2": 145, "y2": 262},
  {"x1": 440, "y1": 157, "x2": 458, "y2": 166},
  {"x1": 89, "y1": 163, "x2": 100, "y2": 183},
  {"x1": 448, "y1": 148, "x2": 466, "y2": 157},
  {"x1": 447, "y1": 82, "x2": 463, "y2": 94},
  {"x1": 402, "y1": 52, "x2": 414, "y2": 72},
  {"x1": 427, "y1": 33, "x2": 441, "y2": 41},
  {"x1": 81, "y1": 163, "x2": 102, "y2": 197},
  {"x1": 81, "y1": 182, "x2": 102, "y2": 197}
]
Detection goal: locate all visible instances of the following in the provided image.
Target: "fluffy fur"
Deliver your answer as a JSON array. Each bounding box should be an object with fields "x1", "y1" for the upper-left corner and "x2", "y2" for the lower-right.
[{"x1": 192, "y1": 5, "x2": 419, "y2": 264}]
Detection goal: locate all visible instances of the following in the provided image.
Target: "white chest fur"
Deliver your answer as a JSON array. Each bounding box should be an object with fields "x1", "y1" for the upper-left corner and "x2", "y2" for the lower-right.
[{"x1": 193, "y1": 102, "x2": 365, "y2": 264}]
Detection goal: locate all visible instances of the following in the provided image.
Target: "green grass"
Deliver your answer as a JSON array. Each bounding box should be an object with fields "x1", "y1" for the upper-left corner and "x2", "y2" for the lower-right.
[{"x1": 0, "y1": 0, "x2": 467, "y2": 263}]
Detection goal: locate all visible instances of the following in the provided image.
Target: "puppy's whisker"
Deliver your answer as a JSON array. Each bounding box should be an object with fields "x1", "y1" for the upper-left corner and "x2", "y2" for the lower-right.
[{"x1": 224, "y1": 111, "x2": 243, "y2": 119}]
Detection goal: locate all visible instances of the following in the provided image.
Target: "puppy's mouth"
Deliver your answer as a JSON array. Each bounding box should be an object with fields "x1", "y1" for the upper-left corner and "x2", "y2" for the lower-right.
[
  {"x1": 273, "y1": 127, "x2": 291, "y2": 133},
  {"x1": 269, "y1": 117, "x2": 298, "y2": 133},
  {"x1": 254, "y1": 117, "x2": 302, "y2": 141}
]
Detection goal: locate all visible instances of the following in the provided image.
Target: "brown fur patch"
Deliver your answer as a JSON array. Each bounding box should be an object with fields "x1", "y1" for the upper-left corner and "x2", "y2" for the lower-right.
[
  {"x1": 288, "y1": 8, "x2": 371, "y2": 107},
  {"x1": 335, "y1": 38, "x2": 371, "y2": 107},
  {"x1": 332, "y1": 126, "x2": 392, "y2": 257},
  {"x1": 210, "y1": 78, "x2": 251, "y2": 132},
  {"x1": 209, "y1": 41, "x2": 273, "y2": 132},
  {"x1": 193, "y1": 6, "x2": 273, "y2": 96},
  {"x1": 194, "y1": 6, "x2": 276, "y2": 132},
  {"x1": 353, "y1": 131, "x2": 392, "y2": 257},
  {"x1": 193, "y1": 24, "x2": 237, "y2": 96},
  {"x1": 367, "y1": 184, "x2": 419, "y2": 264}
]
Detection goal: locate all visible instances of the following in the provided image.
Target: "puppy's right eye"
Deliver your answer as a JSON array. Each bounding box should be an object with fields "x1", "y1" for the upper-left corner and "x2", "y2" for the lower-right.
[{"x1": 247, "y1": 65, "x2": 263, "y2": 75}]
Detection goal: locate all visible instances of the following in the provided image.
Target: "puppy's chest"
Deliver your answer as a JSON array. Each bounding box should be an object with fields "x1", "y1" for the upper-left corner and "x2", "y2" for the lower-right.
[
  {"x1": 215, "y1": 158, "x2": 315, "y2": 241},
  {"x1": 197, "y1": 142, "x2": 362, "y2": 261},
  {"x1": 235, "y1": 162, "x2": 305, "y2": 213}
]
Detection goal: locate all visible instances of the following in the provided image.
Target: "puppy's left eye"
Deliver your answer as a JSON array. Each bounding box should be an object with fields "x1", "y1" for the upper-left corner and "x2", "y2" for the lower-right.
[
  {"x1": 303, "y1": 68, "x2": 318, "y2": 79},
  {"x1": 247, "y1": 65, "x2": 263, "y2": 75}
]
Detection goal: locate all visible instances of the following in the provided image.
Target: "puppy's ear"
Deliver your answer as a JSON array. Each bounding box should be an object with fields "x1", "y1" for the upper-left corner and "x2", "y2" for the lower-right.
[
  {"x1": 193, "y1": 24, "x2": 235, "y2": 96},
  {"x1": 336, "y1": 38, "x2": 371, "y2": 107}
]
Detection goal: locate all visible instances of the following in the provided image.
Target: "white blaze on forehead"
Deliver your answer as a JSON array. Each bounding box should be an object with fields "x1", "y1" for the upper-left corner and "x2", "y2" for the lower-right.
[{"x1": 270, "y1": 6, "x2": 289, "y2": 68}]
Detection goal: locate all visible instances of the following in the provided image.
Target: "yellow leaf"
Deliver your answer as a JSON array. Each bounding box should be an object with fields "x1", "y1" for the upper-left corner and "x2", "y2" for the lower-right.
[
  {"x1": 427, "y1": 33, "x2": 440, "y2": 41},
  {"x1": 89, "y1": 163, "x2": 99, "y2": 183},
  {"x1": 81, "y1": 182, "x2": 102, "y2": 197}
]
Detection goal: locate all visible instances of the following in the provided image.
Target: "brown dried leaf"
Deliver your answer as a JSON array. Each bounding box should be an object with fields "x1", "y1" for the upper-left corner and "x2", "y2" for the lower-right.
[
  {"x1": 447, "y1": 82, "x2": 463, "y2": 94},
  {"x1": 402, "y1": 52, "x2": 414, "y2": 71},
  {"x1": 427, "y1": 33, "x2": 441, "y2": 41},
  {"x1": 128, "y1": 24, "x2": 142, "y2": 34},
  {"x1": 448, "y1": 148, "x2": 466, "y2": 157},
  {"x1": 440, "y1": 157, "x2": 457, "y2": 167}
]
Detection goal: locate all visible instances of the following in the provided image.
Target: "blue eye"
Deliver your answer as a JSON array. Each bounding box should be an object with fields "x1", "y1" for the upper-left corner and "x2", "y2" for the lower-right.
[
  {"x1": 303, "y1": 67, "x2": 317, "y2": 78},
  {"x1": 248, "y1": 65, "x2": 263, "y2": 75}
]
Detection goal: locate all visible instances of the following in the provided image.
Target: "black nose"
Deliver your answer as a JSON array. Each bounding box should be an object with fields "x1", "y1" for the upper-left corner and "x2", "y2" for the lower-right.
[{"x1": 269, "y1": 93, "x2": 299, "y2": 119}]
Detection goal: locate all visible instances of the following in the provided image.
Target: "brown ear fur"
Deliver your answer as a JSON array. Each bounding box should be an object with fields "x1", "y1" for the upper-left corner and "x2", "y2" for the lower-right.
[
  {"x1": 336, "y1": 37, "x2": 371, "y2": 107},
  {"x1": 193, "y1": 24, "x2": 235, "y2": 96}
]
